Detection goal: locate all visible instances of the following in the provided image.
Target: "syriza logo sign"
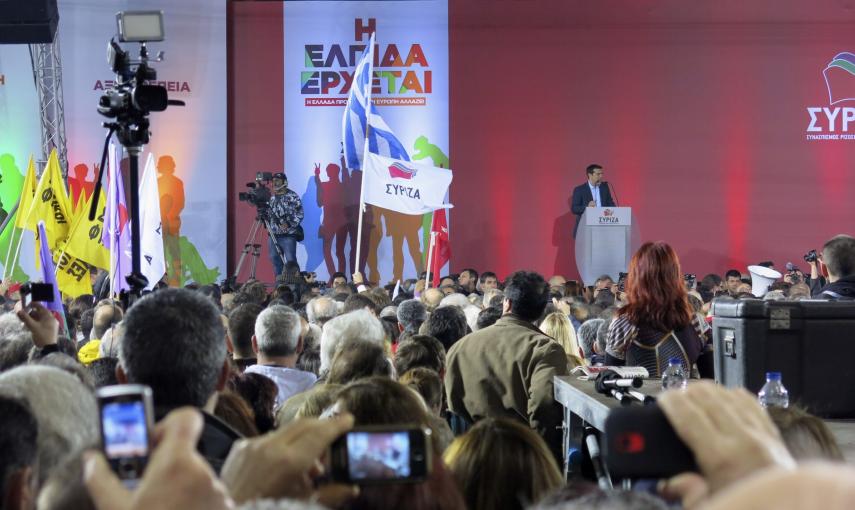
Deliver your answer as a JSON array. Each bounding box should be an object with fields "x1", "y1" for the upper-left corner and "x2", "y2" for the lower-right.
[
  {"x1": 806, "y1": 52, "x2": 855, "y2": 141},
  {"x1": 385, "y1": 162, "x2": 421, "y2": 198},
  {"x1": 599, "y1": 209, "x2": 619, "y2": 224}
]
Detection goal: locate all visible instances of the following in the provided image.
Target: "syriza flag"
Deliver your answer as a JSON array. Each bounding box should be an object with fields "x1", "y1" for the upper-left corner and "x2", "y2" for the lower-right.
[{"x1": 362, "y1": 152, "x2": 453, "y2": 215}]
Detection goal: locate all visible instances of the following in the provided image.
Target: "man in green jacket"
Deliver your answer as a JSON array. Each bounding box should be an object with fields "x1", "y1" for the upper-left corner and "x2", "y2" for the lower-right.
[{"x1": 445, "y1": 271, "x2": 569, "y2": 463}]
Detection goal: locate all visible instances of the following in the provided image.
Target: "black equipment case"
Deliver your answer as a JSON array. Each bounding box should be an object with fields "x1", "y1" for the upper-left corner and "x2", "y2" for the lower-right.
[{"x1": 711, "y1": 298, "x2": 855, "y2": 418}]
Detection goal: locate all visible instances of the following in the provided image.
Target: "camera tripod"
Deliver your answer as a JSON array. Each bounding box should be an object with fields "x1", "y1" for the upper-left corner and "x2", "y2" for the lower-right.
[{"x1": 231, "y1": 214, "x2": 287, "y2": 283}]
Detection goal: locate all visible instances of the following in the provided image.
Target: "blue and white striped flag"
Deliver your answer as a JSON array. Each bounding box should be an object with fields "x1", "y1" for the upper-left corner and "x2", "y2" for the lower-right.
[{"x1": 342, "y1": 32, "x2": 411, "y2": 170}]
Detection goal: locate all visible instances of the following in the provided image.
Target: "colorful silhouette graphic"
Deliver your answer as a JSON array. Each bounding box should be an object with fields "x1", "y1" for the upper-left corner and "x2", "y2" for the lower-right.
[
  {"x1": 824, "y1": 52, "x2": 855, "y2": 105},
  {"x1": 411, "y1": 136, "x2": 450, "y2": 263},
  {"x1": 300, "y1": 173, "x2": 324, "y2": 272},
  {"x1": 157, "y1": 155, "x2": 185, "y2": 287},
  {"x1": 68, "y1": 163, "x2": 95, "y2": 207},
  {"x1": 315, "y1": 161, "x2": 349, "y2": 275},
  {"x1": 0, "y1": 154, "x2": 28, "y2": 282}
]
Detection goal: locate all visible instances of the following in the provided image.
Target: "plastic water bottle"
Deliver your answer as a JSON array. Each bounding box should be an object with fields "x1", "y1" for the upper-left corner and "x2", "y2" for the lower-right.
[
  {"x1": 758, "y1": 372, "x2": 789, "y2": 408},
  {"x1": 661, "y1": 357, "x2": 688, "y2": 390}
]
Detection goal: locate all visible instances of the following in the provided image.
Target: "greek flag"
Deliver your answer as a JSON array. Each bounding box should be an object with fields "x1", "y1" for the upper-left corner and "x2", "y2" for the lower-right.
[{"x1": 342, "y1": 32, "x2": 411, "y2": 170}]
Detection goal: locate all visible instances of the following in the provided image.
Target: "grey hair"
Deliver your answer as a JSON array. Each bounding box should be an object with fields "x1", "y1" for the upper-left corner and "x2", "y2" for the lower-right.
[
  {"x1": 255, "y1": 305, "x2": 302, "y2": 357},
  {"x1": 319, "y1": 309, "x2": 385, "y2": 373},
  {"x1": 98, "y1": 322, "x2": 125, "y2": 358},
  {"x1": 578, "y1": 318, "x2": 604, "y2": 358},
  {"x1": 463, "y1": 305, "x2": 481, "y2": 332},
  {"x1": 0, "y1": 366, "x2": 98, "y2": 486},
  {"x1": 0, "y1": 311, "x2": 32, "y2": 345},
  {"x1": 439, "y1": 293, "x2": 470, "y2": 310},
  {"x1": 396, "y1": 299, "x2": 427, "y2": 333},
  {"x1": 596, "y1": 319, "x2": 611, "y2": 355},
  {"x1": 306, "y1": 297, "x2": 339, "y2": 326},
  {"x1": 764, "y1": 290, "x2": 788, "y2": 302}
]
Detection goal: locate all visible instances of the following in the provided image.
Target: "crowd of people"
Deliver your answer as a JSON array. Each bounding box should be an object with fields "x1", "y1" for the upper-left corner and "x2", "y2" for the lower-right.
[{"x1": 2, "y1": 234, "x2": 855, "y2": 509}]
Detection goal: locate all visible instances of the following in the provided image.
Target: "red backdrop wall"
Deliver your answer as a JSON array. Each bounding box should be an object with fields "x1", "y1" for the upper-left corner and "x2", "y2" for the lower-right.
[{"x1": 230, "y1": 1, "x2": 855, "y2": 282}]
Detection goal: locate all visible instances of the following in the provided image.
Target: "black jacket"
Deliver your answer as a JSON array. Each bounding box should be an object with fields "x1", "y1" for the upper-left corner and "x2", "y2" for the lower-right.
[
  {"x1": 818, "y1": 276, "x2": 855, "y2": 300},
  {"x1": 570, "y1": 182, "x2": 616, "y2": 238}
]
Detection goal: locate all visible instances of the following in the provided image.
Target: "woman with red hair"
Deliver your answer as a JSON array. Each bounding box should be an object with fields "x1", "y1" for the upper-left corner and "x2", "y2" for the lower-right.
[{"x1": 605, "y1": 242, "x2": 710, "y2": 377}]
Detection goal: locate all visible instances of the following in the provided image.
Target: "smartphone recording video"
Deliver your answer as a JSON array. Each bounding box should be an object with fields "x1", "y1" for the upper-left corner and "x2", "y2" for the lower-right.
[
  {"x1": 330, "y1": 426, "x2": 432, "y2": 484},
  {"x1": 97, "y1": 385, "x2": 154, "y2": 486},
  {"x1": 20, "y1": 282, "x2": 55, "y2": 307}
]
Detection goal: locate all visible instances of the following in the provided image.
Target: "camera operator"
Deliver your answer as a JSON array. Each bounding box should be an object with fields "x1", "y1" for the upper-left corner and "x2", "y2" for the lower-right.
[
  {"x1": 803, "y1": 249, "x2": 827, "y2": 297},
  {"x1": 814, "y1": 235, "x2": 855, "y2": 299},
  {"x1": 267, "y1": 172, "x2": 304, "y2": 278}
]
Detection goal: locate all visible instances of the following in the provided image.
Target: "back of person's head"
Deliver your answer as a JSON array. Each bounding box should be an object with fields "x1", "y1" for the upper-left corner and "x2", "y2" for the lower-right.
[
  {"x1": 97, "y1": 322, "x2": 125, "y2": 358},
  {"x1": 578, "y1": 318, "x2": 604, "y2": 358},
  {"x1": 767, "y1": 406, "x2": 844, "y2": 462},
  {"x1": 119, "y1": 288, "x2": 226, "y2": 410},
  {"x1": 343, "y1": 293, "x2": 378, "y2": 315},
  {"x1": 540, "y1": 312, "x2": 585, "y2": 366},
  {"x1": 270, "y1": 285, "x2": 295, "y2": 307},
  {"x1": 503, "y1": 271, "x2": 550, "y2": 322},
  {"x1": 78, "y1": 307, "x2": 96, "y2": 342},
  {"x1": 394, "y1": 334, "x2": 446, "y2": 376},
  {"x1": 254, "y1": 305, "x2": 302, "y2": 357},
  {"x1": 595, "y1": 319, "x2": 611, "y2": 355},
  {"x1": 462, "y1": 304, "x2": 481, "y2": 332},
  {"x1": 214, "y1": 390, "x2": 259, "y2": 437},
  {"x1": 482, "y1": 288, "x2": 504, "y2": 310},
  {"x1": 397, "y1": 299, "x2": 427, "y2": 333},
  {"x1": 327, "y1": 340, "x2": 392, "y2": 385},
  {"x1": 444, "y1": 417, "x2": 563, "y2": 510},
  {"x1": 421, "y1": 288, "x2": 444, "y2": 312},
  {"x1": 622, "y1": 241, "x2": 693, "y2": 331},
  {"x1": 439, "y1": 293, "x2": 470, "y2": 310},
  {"x1": 306, "y1": 296, "x2": 338, "y2": 326},
  {"x1": 199, "y1": 284, "x2": 223, "y2": 309},
  {"x1": 229, "y1": 303, "x2": 264, "y2": 358},
  {"x1": 0, "y1": 366, "x2": 98, "y2": 486},
  {"x1": 319, "y1": 309, "x2": 385, "y2": 373},
  {"x1": 475, "y1": 307, "x2": 502, "y2": 330},
  {"x1": 87, "y1": 357, "x2": 119, "y2": 387},
  {"x1": 32, "y1": 353, "x2": 94, "y2": 389},
  {"x1": 368, "y1": 287, "x2": 391, "y2": 309},
  {"x1": 0, "y1": 312, "x2": 32, "y2": 372},
  {"x1": 0, "y1": 396, "x2": 38, "y2": 510},
  {"x1": 228, "y1": 372, "x2": 279, "y2": 434},
  {"x1": 399, "y1": 367, "x2": 443, "y2": 414},
  {"x1": 92, "y1": 303, "x2": 122, "y2": 340},
  {"x1": 335, "y1": 376, "x2": 429, "y2": 427},
  {"x1": 294, "y1": 383, "x2": 343, "y2": 420},
  {"x1": 296, "y1": 342, "x2": 321, "y2": 376},
  {"x1": 334, "y1": 377, "x2": 467, "y2": 509},
  {"x1": 789, "y1": 283, "x2": 811, "y2": 300},
  {"x1": 425, "y1": 305, "x2": 469, "y2": 351},
  {"x1": 532, "y1": 490, "x2": 669, "y2": 510},
  {"x1": 822, "y1": 234, "x2": 855, "y2": 279}
]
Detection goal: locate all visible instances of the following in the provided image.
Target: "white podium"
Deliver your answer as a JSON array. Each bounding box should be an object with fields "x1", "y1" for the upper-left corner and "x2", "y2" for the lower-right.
[{"x1": 575, "y1": 207, "x2": 633, "y2": 286}]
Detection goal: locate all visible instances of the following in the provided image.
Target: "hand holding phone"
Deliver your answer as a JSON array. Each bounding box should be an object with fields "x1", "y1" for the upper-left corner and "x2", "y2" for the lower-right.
[
  {"x1": 16, "y1": 301, "x2": 59, "y2": 348},
  {"x1": 329, "y1": 426, "x2": 432, "y2": 484},
  {"x1": 97, "y1": 385, "x2": 155, "y2": 486}
]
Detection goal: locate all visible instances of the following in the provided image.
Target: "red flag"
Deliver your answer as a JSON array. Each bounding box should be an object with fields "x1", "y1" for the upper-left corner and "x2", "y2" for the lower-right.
[{"x1": 430, "y1": 210, "x2": 450, "y2": 287}]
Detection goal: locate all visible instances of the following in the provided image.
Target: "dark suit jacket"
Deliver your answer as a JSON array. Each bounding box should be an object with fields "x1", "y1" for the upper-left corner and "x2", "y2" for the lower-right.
[{"x1": 571, "y1": 182, "x2": 615, "y2": 238}]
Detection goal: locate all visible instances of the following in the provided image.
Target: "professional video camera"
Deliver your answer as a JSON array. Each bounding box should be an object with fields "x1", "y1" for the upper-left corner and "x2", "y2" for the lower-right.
[
  {"x1": 90, "y1": 11, "x2": 185, "y2": 304},
  {"x1": 97, "y1": 11, "x2": 184, "y2": 147},
  {"x1": 239, "y1": 172, "x2": 274, "y2": 210}
]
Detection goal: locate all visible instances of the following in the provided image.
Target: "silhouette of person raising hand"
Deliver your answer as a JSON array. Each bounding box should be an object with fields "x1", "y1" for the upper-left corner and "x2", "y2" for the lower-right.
[{"x1": 315, "y1": 162, "x2": 349, "y2": 275}]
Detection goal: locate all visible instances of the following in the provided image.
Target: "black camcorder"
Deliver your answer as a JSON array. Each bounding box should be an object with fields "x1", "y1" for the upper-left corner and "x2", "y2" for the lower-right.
[
  {"x1": 239, "y1": 172, "x2": 274, "y2": 209},
  {"x1": 804, "y1": 249, "x2": 818, "y2": 263}
]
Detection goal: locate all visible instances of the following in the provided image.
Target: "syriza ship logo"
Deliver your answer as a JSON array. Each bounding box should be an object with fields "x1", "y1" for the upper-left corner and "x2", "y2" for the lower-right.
[
  {"x1": 388, "y1": 162, "x2": 418, "y2": 180},
  {"x1": 603, "y1": 209, "x2": 614, "y2": 217},
  {"x1": 806, "y1": 52, "x2": 855, "y2": 141}
]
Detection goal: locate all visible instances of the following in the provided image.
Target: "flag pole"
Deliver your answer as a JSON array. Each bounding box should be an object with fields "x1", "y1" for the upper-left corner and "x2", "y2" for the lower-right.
[
  {"x1": 425, "y1": 209, "x2": 437, "y2": 289},
  {"x1": 353, "y1": 32, "x2": 375, "y2": 281}
]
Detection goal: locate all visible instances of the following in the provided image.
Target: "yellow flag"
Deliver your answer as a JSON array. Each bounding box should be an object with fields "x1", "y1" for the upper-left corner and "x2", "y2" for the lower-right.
[
  {"x1": 23, "y1": 150, "x2": 72, "y2": 254},
  {"x1": 73, "y1": 190, "x2": 86, "y2": 216},
  {"x1": 14, "y1": 156, "x2": 37, "y2": 230},
  {"x1": 63, "y1": 189, "x2": 110, "y2": 270},
  {"x1": 54, "y1": 250, "x2": 93, "y2": 298}
]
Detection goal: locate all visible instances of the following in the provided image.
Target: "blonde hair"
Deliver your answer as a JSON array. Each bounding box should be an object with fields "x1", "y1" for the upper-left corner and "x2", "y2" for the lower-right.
[
  {"x1": 540, "y1": 312, "x2": 586, "y2": 368},
  {"x1": 444, "y1": 418, "x2": 563, "y2": 510}
]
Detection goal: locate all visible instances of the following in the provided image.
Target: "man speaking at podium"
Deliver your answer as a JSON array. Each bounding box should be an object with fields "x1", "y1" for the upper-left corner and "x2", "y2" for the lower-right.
[{"x1": 571, "y1": 164, "x2": 615, "y2": 238}]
